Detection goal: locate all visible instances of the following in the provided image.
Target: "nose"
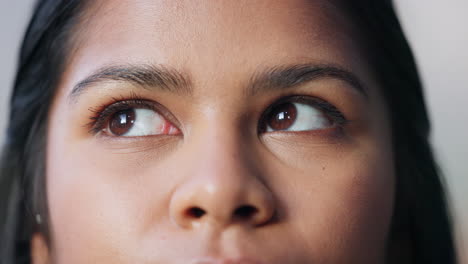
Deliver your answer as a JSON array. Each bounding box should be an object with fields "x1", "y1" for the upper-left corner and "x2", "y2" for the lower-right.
[{"x1": 169, "y1": 134, "x2": 275, "y2": 229}]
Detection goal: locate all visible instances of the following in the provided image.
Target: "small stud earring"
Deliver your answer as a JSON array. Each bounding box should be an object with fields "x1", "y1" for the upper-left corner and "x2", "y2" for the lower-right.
[{"x1": 35, "y1": 214, "x2": 42, "y2": 225}]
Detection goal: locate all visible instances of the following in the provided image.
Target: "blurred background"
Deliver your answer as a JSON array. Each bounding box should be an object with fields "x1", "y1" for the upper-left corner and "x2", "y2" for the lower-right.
[{"x1": 0, "y1": 1, "x2": 466, "y2": 262}]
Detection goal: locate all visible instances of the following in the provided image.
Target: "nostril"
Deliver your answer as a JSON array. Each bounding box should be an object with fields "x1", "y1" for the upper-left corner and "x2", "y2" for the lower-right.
[
  {"x1": 234, "y1": 205, "x2": 258, "y2": 220},
  {"x1": 186, "y1": 207, "x2": 206, "y2": 218}
]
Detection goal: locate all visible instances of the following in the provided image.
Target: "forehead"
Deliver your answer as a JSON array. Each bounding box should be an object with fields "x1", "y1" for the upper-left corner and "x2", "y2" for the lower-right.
[{"x1": 64, "y1": 0, "x2": 367, "y2": 93}]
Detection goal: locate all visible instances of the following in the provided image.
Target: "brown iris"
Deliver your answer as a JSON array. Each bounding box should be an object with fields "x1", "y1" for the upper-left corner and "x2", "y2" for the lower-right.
[
  {"x1": 109, "y1": 109, "x2": 135, "y2": 135},
  {"x1": 266, "y1": 102, "x2": 297, "y2": 131}
]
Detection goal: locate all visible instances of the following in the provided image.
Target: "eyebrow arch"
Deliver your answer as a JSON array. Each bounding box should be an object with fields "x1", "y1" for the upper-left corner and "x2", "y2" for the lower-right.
[
  {"x1": 246, "y1": 64, "x2": 368, "y2": 98},
  {"x1": 69, "y1": 63, "x2": 367, "y2": 102},
  {"x1": 69, "y1": 64, "x2": 192, "y2": 102}
]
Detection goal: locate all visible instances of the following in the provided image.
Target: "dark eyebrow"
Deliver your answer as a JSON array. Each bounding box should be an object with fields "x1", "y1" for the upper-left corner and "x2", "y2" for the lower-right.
[
  {"x1": 69, "y1": 64, "x2": 192, "y2": 102},
  {"x1": 246, "y1": 64, "x2": 368, "y2": 98},
  {"x1": 69, "y1": 63, "x2": 367, "y2": 102}
]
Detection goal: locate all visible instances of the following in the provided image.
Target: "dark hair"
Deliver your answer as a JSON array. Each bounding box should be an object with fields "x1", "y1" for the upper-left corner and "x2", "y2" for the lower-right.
[
  {"x1": 0, "y1": 1, "x2": 457, "y2": 263},
  {"x1": 0, "y1": 1, "x2": 86, "y2": 263}
]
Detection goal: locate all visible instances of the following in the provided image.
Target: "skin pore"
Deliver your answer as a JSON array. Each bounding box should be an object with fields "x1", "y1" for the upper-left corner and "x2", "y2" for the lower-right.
[{"x1": 34, "y1": 0, "x2": 395, "y2": 263}]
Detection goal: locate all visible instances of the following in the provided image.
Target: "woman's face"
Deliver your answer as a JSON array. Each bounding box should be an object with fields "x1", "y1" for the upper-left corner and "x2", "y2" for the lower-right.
[{"x1": 38, "y1": 1, "x2": 395, "y2": 263}]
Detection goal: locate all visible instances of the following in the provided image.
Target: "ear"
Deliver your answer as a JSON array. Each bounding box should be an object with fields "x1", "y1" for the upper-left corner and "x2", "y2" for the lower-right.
[{"x1": 31, "y1": 233, "x2": 51, "y2": 264}]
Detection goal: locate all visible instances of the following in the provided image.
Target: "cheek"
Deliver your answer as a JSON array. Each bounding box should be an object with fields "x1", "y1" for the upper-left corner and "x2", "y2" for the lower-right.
[
  {"x1": 46, "y1": 138, "x2": 175, "y2": 262},
  {"x1": 322, "y1": 156, "x2": 394, "y2": 259},
  {"x1": 266, "y1": 145, "x2": 395, "y2": 262}
]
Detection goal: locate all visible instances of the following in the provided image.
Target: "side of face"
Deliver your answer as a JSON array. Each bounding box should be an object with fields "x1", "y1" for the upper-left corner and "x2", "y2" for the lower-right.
[{"x1": 39, "y1": 1, "x2": 395, "y2": 263}]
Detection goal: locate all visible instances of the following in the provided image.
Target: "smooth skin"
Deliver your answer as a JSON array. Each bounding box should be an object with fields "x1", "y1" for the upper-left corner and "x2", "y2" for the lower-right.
[{"x1": 34, "y1": 0, "x2": 395, "y2": 263}]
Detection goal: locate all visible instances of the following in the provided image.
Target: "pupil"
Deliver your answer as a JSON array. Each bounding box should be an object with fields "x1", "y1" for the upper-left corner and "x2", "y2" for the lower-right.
[
  {"x1": 109, "y1": 109, "x2": 135, "y2": 136},
  {"x1": 268, "y1": 102, "x2": 297, "y2": 131}
]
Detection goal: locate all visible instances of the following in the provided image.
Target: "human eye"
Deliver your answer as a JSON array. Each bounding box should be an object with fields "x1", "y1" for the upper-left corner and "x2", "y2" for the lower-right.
[
  {"x1": 88, "y1": 98, "x2": 180, "y2": 137},
  {"x1": 259, "y1": 95, "x2": 347, "y2": 133}
]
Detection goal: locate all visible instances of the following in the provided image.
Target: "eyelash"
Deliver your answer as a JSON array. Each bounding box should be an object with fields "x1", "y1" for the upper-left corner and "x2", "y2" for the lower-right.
[
  {"x1": 87, "y1": 94, "x2": 348, "y2": 135},
  {"x1": 258, "y1": 95, "x2": 348, "y2": 133},
  {"x1": 87, "y1": 93, "x2": 159, "y2": 135}
]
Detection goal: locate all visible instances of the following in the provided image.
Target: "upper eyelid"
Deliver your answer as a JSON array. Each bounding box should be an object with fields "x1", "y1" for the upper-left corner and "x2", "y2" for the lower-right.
[
  {"x1": 262, "y1": 95, "x2": 344, "y2": 117},
  {"x1": 91, "y1": 99, "x2": 158, "y2": 123},
  {"x1": 258, "y1": 95, "x2": 347, "y2": 133},
  {"x1": 88, "y1": 99, "x2": 165, "y2": 135}
]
